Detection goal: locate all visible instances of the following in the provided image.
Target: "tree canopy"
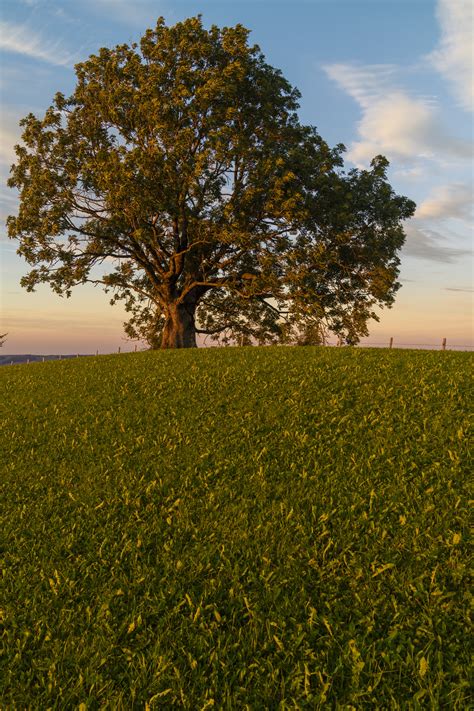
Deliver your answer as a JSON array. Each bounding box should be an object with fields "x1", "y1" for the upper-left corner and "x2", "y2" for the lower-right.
[{"x1": 7, "y1": 16, "x2": 415, "y2": 348}]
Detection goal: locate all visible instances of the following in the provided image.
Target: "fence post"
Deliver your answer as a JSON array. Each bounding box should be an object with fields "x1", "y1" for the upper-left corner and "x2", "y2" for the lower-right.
[
  {"x1": 442, "y1": 338, "x2": 446, "y2": 351},
  {"x1": 27, "y1": 358, "x2": 30, "y2": 364},
  {"x1": 118, "y1": 346, "x2": 121, "y2": 354},
  {"x1": 42, "y1": 356, "x2": 45, "y2": 362},
  {"x1": 96, "y1": 349, "x2": 99, "y2": 356},
  {"x1": 134, "y1": 344, "x2": 137, "y2": 352},
  {"x1": 389, "y1": 337, "x2": 393, "y2": 349}
]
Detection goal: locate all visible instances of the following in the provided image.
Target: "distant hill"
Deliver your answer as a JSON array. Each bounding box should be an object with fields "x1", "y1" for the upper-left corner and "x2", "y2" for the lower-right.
[{"x1": 0, "y1": 354, "x2": 90, "y2": 366}]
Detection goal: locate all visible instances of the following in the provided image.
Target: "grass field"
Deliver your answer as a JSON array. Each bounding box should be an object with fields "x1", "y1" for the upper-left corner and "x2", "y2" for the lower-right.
[{"x1": 1, "y1": 347, "x2": 471, "y2": 708}]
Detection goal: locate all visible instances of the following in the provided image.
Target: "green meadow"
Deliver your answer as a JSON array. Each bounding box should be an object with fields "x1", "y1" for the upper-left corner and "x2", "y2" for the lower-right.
[{"x1": 1, "y1": 347, "x2": 471, "y2": 708}]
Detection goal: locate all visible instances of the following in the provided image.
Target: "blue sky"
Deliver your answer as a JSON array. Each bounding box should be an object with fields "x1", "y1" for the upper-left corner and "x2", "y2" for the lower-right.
[{"x1": 0, "y1": 0, "x2": 472, "y2": 353}]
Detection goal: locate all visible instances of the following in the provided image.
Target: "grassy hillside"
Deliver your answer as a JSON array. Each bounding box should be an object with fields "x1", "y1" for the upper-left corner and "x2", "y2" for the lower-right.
[{"x1": 1, "y1": 347, "x2": 471, "y2": 708}]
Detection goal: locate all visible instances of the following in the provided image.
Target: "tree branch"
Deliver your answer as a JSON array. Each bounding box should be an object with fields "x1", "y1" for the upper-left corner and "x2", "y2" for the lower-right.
[{"x1": 195, "y1": 323, "x2": 234, "y2": 335}]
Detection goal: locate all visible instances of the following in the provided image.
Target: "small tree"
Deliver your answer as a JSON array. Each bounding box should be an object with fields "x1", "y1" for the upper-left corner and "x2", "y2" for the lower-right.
[{"x1": 7, "y1": 17, "x2": 415, "y2": 348}]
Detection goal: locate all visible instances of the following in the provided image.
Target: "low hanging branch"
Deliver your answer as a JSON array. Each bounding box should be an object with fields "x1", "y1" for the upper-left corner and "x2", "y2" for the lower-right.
[{"x1": 7, "y1": 16, "x2": 415, "y2": 349}]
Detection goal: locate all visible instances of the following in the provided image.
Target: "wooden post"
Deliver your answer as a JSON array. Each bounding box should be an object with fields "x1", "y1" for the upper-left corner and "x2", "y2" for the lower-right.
[
  {"x1": 118, "y1": 346, "x2": 121, "y2": 354},
  {"x1": 42, "y1": 356, "x2": 45, "y2": 362},
  {"x1": 134, "y1": 344, "x2": 137, "y2": 352},
  {"x1": 96, "y1": 349, "x2": 99, "y2": 356},
  {"x1": 389, "y1": 337, "x2": 393, "y2": 349},
  {"x1": 27, "y1": 358, "x2": 30, "y2": 364},
  {"x1": 442, "y1": 337, "x2": 446, "y2": 351}
]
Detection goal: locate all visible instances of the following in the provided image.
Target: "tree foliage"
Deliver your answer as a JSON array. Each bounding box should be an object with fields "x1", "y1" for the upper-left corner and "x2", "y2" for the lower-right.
[{"x1": 7, "y1": 16, "x2": 415, "y2": 348}]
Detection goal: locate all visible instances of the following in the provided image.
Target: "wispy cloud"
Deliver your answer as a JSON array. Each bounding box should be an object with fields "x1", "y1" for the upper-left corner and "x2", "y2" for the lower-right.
[
  {"x1": 403, "y1": 224, "x2": 471, "y2": 263},
  {"x1": 323, "y1": 63, "x2": 398, "y2": 109},
  {"x1": 429, "y1": 0, "x2": 473, "y2": 112},
  {"x1": 416, "y1": 183, "x2": 473, "y2": 220},
  {"x1": 323, "y1": 63, "x2": 472, "y2": 166},
  {"x1": 0, "y1": 20, "x2": 75, "y2": 67},
  {"x1": 393, "y1": 166, "x2": 424, "y2": 181}
]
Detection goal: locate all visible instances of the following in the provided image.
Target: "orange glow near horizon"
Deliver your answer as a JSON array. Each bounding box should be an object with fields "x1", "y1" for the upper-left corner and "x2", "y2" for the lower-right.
[{"x1": 1, "y1": 280, "x2": 472, "y2": 354}]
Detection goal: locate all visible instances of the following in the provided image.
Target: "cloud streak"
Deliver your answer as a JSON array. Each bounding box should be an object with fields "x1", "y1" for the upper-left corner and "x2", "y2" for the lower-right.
[
  {"x1": 444, "y1": 287, "x2": 473, "y2": 293},
  {"x1": 403, "y1": 224, "x2": 471, "y2": 263},
  {"x1": 0, "y1": 20, "x2": 75, "y2": 67}
]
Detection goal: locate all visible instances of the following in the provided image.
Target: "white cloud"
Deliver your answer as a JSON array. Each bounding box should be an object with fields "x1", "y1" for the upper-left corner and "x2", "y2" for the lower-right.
[
  {"x1": 323, "y1": 63, "x2": 472, "y2": 166},
  {"x1": 429, "y1": 0, "x2": 473, "y2": 112},
  {"x1": 0, "y1": 20, "x2": 75, "y2": 67},
  {"x1": 416, "y1": 183, "x2": 473, "y2": 220},
  {"x1": 347, "y1": 91, "x2": 458, "y2": 164}
]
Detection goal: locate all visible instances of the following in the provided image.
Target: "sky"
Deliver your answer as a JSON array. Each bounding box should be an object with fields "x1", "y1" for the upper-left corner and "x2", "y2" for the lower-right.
[{"x1": 0, "y1": 0, "x2": 472, "y2": 354}]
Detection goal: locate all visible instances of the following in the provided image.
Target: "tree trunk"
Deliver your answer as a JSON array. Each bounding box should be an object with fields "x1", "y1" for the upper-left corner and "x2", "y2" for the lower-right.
[{"x1": 161, "y1": 302, "x2": 197, "y2": 349}]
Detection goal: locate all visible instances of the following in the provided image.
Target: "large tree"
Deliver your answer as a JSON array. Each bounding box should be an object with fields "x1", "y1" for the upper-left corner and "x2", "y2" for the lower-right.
[{"x1": 7, "y1": 17, "x2": 415, "y2": 348}]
